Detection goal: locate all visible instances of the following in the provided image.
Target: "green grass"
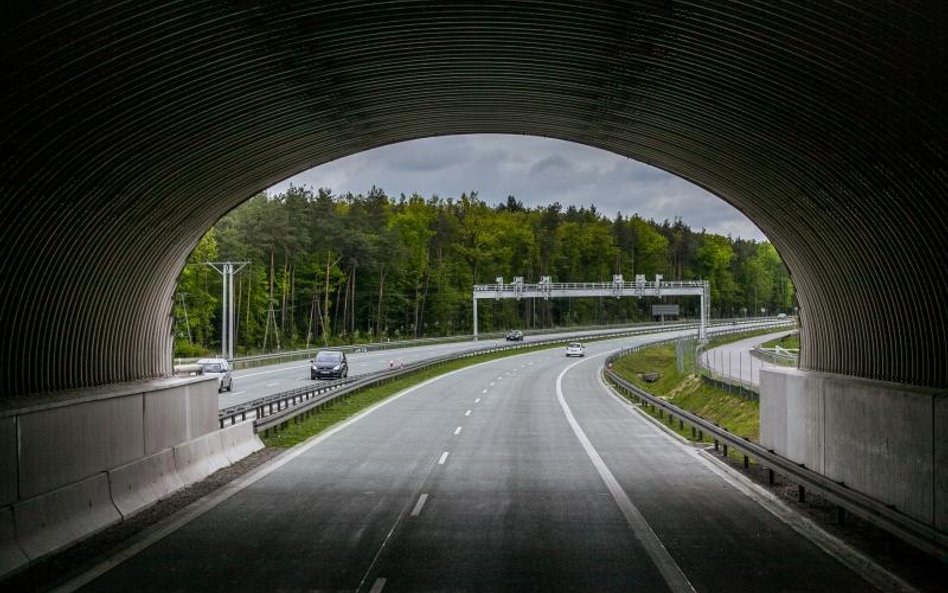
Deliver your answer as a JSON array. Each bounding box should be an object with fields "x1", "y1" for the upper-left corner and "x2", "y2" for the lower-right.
[
  {"x1": 610, "y1": 329, "x2": 769, "y2": 463},
  {"x1": 261, "y1": 342, "x2": 563, "y2": 448}
]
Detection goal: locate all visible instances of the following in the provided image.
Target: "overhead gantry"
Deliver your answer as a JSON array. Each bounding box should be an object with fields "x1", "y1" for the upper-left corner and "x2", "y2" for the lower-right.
[{"x1": 473, "y1": 276, "x2": 710, "y2": 341}]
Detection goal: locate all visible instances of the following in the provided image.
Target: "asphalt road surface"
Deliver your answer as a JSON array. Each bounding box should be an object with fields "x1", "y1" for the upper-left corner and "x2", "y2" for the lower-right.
[
  {"x1": 219, "y1": 321, "x2": 786, "y2": 410},
  {"x1": 78, "y1": 335, "x2": 874, "y2": 593},
  {"x1": 700, "y1": 330, "x2": 793, "y2": 389}
]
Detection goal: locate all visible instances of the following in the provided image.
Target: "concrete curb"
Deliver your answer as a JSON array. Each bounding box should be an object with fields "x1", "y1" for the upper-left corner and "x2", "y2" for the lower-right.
[
  {"x1": 219, "y1": 422, "x2": 264, "y2": 465},
  {"x1": 108, "y1": 449, "x2": 184, "y2": 519},
  {"x1": 0, "y1": 506, "x2": 28, "y2": 577},
  {"x1": 173, "y1": 431, "x2": 229, "y2": 487},
  {"x1": 12, "y1": 473, "x2": 122, "y2": 562}
]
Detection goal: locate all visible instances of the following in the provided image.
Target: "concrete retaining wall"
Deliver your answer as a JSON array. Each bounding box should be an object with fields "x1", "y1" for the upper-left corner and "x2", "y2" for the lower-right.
[
  {"x1": 0, "y1": 377, "x2": 264, "y2": 579},
  {"x1": 760, "y1": 367, "x2": 946, "y2": 533}
]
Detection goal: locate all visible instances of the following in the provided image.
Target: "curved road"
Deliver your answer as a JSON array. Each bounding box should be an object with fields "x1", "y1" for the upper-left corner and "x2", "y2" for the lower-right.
[
  {"x1": 79, "y1": 334, "x2": 875, "y2": 592},
  {"x1": 220, "y1": 321, "x2": 788, "y2": 410}
]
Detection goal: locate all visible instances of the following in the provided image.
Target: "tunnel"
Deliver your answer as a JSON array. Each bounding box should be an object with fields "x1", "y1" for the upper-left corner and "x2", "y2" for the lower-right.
[{"x1": 1, "y1": 0, "x2": 946, "y2": 576}]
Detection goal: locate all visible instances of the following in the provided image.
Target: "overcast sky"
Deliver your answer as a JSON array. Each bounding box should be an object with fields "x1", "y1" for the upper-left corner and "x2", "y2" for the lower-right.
[{"x1": 267, "y1": 134, "x2": 766, "y2": 241}]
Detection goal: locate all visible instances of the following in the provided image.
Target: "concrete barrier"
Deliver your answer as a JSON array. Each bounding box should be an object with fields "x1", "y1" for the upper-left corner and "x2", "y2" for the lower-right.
[
  {"x1": 0, "y1": 506, "x2": 28, "y2": 577},
  {"x1": 761, "y1": 367, "x2": 945, "y2": 531},
  {"x1": 220, "y1": 422, "x2": 264, "y2": 465},
  {"x1": 108, "y1": 449, "x2": 184, "y2": 519},
  {"x1": 12, "y1": 473, "x2": 121, "y2": 561},
  {"x1": 173, "y1": 430, "x2": 229, "y2": 486}
]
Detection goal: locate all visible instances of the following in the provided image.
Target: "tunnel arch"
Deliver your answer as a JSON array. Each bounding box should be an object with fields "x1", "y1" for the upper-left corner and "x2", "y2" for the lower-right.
[{"x1": 1, "y1": 1, "x2": 946, "y2": 396}]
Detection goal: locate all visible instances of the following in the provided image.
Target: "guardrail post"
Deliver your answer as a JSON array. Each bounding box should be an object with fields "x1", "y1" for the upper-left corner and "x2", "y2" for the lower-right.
[
  {"x1": 743, "y1": 454, "x2": 749, "y2": 469},
  {"x1": 722, "y1": 443, "x2": 728, "y2": 457},
  {"x1": 768, "y1": 468, "x2": 774, "y2": 485},
  {"x1": 714, "y1": 439, "x2": 719, "y2": 451},
  {"x1": 837, "y1": 506, "x2": 846, "y2": 526},
  {"x1": 798, "y1": 485, "x2": 806, "y2": 502}
]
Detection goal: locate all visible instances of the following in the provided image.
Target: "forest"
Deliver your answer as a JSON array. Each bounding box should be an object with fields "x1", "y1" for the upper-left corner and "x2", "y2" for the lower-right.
[{"x1": 173, "y1": 186, "x2": 795, "y2": 357}]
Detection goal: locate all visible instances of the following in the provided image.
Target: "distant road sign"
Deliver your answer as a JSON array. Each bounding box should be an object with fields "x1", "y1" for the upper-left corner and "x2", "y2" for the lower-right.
[{"x1": 652, "y1": 304, "x2": 680, "y2": 316}]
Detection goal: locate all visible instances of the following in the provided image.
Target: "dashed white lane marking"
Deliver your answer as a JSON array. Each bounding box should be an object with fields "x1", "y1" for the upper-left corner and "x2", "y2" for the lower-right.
[
  {"x1": 555, "y1": 358, "x2": 696, "y2": 593},
  {"x1": 438, "y1": 452, "x2": 449, "y2": 465},
  {"x1": 411, "y1": 494, "x2": 429, "y2": 517},
  {"x1": 482, "y1": 388, "x2": 488, "y2": 393},
  {"x1": 489, "y1": 382, "x2": 495, "y2": 386},
  {"x1": 454, "y1": 426, "x2": 462, "y2": 435},
  {"x1": 369, "y1": 577, "x2": 387, "y2": 593},
  {"x1": 474, "y1": 398, "x2": 481, "y2": 404},
  {"x1": 264, "y1": 382, "x2": 278, "y2": 387},
  {"x1": 464, "y1": 409, "x2": 472, "y2": 416}
]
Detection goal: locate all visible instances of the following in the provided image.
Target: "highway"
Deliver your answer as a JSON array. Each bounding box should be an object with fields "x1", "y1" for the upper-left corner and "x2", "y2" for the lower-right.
[
  {"x1": 76, "y1": 333, "x2": 875, "y2": 592},
  {"x1": 700, "y1": 330, "x2": 793, "y2": 389},
  {"x1": 219, "y1": 321, "x2": 786, "y2": 410}
]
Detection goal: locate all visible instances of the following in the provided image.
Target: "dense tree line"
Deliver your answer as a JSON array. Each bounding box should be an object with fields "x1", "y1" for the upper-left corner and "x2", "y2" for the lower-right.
[{"x1": 173, "y1": 187, "x2": 795, "y2": 356}]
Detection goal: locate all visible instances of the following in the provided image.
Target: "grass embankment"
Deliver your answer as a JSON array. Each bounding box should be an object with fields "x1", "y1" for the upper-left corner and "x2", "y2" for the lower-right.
[
  {"x1": 611, "y1": 329, "x2": 778, "y2": 462},
  {"x1": 262, "y1": 342, "x2": 561, "y2": 448}
]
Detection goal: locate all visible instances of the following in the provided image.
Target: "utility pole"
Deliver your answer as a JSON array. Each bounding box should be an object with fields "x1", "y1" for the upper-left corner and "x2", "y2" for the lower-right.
[
  {"x1": 176, "y1": 292, "x2": 192, "y2": 344},
  {"x1": 207, "y1": 261, "x2": 249, "y2": 360}
]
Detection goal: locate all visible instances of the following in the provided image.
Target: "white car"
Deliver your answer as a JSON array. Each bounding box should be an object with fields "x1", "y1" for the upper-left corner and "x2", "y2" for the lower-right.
[
  {"x1": 565, "y1": 342, "x2": 585, "y2": 357},
  {"x1": 196, "y1": 358, "x2": 234, "y2": 392}
]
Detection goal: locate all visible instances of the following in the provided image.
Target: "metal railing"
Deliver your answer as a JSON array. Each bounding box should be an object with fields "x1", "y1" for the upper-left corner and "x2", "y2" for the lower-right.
[
  {"x1": 603, "y1": 342, "x2": 947, "y2": 563},
  {"x1": 181, "y1": 319, "x2": 714, "y2": 371}
]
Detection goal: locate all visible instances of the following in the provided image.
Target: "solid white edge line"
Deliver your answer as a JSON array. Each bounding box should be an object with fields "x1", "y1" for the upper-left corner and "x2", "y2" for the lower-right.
[
  {"x1": 369, "y1": 577, "x2": 387, "y2": 593},
  {"x1": 52, "y1": 356, "x2": 520, "y2": 593},
  {"x1": 438, "y1": 452, "x2": 449, "y2": 465},
  {"x1": 595, "y1": 372, "x2": 922, "y2": 593},
  {"x1": 411, "y1": 494, "x2": 429, "y2": 517},
  {"x1": 556, "y1": 356, "x2": 696, "y2": 593}
]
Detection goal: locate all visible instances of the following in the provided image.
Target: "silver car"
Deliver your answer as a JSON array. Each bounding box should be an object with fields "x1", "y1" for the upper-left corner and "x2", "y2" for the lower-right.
[
  {"x1": 196, "y1": 358, "x2": 234, "y2": 392},
  {"x1": 565, "y1": 343, "x2": 585, "y2": 357}
]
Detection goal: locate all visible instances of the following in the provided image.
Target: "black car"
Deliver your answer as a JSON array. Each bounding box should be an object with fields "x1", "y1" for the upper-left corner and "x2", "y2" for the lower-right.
[
  {"x1": 505, "y1": 330, "x2": 524, "y2": 341},
  {"x1": 311, "y1": 350, "x2": 348, "y2": 380}
]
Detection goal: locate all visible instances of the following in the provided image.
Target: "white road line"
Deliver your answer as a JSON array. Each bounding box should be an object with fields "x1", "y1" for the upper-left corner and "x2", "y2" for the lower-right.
[
  {"x1": 369, "y1": 577, "x2": 387, "y2": 592},
  {"x1": 264, "y1": 382, "x2": 278, "y2": 387},
  {"x1": 454, "y1": 426, "x2": 462, "y2": 435},
  {"x1": 464, "y1": 410, "x2": 471, "y2": 416},
  {"x1": 482, "y1": 388, "x2": 488, "y2": 393},
  {"x1": 411, "y1": 494, "x2": 429, "y2": 517},
  {"x1": 489, "y1": 382, "x2": 495, "y2": 386},
  {"x1": 555, "y1": 358, "x2": 696, "y2": 593},
  {"x1": 224, "y1": 390, "x2": 245, "y2": 397},
  {"x1": 474, "y1": 397, "x2": 481, "y2": 403},
  {"x1": 438, "y1": 451, "x2": 449, "y2": 465}
]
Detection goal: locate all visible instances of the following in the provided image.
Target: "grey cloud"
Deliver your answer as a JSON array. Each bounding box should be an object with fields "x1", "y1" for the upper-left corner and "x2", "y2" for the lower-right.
[{"x1": 267, "y1": 134, "x2": 767, "y2": 241}]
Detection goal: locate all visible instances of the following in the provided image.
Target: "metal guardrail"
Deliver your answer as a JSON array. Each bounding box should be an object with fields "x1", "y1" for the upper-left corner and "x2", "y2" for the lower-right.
[
  {"x1": 218, "y1": 320, "x2": 713, "y2": 430},
  {"x1": 220, "y1": 319, "x2": 791, "y2": 430},
  {"x1": 603, "y1": 341, "x2": 948, "y2": 563},
  {"x1": 182, "y1": 317, "x2": 786, "y2": 371}
]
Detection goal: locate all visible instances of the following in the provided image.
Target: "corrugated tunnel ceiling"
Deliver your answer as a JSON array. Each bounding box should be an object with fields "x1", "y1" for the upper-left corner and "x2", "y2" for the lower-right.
[{"x1": 1, "y1": 1, "x2": 946, "y2": 397}]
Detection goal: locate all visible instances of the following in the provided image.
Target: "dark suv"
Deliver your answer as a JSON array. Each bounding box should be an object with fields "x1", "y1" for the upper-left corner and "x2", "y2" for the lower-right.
[
  {"x1": 505, "y1": 330, "x2": 524, "y2": 341},
  {"x1": 311, "y1": 350, "x2": 348, "y2": 380}
]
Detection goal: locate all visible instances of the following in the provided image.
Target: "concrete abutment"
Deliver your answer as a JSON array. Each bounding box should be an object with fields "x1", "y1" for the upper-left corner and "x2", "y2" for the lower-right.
[
  {"x1": 760, "y1": 368, "x2": 946, "y2": 536},
  {"x1": 0, "y1": 377, "x2": 263, "y2": 578}
]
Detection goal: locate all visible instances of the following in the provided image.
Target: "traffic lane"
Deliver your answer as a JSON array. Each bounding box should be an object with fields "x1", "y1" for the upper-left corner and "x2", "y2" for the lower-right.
[
  {"x1": 699, "y1": 330, "x2": 789, "y2": 387},
  {"x1": 220, "y1": 324, "x2": 703, "y2": 409},
  {"x1": 363, "y1": 351, "x2": 673, "y2": 592},
  {"x1": 559, "y1": 348, "x2": 877, "y2": 593},
  {"x1": 79, "y1": 361, "x2": 498, "y2": 592}
]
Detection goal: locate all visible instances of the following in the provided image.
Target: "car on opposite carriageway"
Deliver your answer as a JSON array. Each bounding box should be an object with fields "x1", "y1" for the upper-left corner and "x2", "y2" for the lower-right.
[
  {"x1": 505, "y1": 329, "x2": 524, "y2": 341},
  {"x1": 196, "y1": 358, "x2": 234, "y2": 392},
  {"x1": 311, "y1": 350, "x2": 349, "y2": 380}
]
